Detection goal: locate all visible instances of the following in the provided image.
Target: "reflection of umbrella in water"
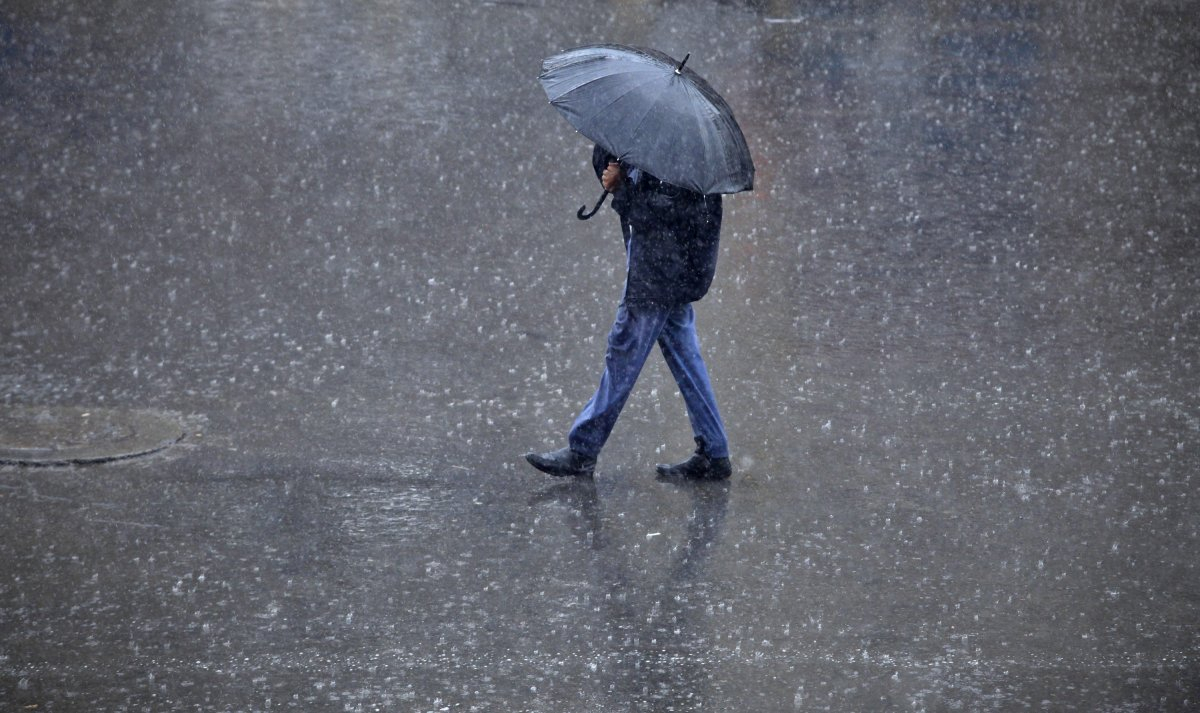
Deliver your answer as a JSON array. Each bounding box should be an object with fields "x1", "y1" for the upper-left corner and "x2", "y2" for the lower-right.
[{"x1": 538, "y1": 44, "x2": 754, "y2": 219}]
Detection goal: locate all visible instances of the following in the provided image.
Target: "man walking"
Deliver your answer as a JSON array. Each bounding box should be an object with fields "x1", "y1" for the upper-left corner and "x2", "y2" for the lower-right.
[{"x1": 525, "y1": 145, "x2": 732, "y2": 480}]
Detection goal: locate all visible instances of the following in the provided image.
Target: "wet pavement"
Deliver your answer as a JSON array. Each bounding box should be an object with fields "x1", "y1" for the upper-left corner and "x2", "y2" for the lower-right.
[{"x1": 2, "y1": 0, "x2": 1198, "y2": 710}]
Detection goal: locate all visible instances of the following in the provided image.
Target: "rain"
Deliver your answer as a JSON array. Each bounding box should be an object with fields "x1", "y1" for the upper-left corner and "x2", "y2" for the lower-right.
[{"x1": 1, "y1": 0, "x2": 1197, "y2": 710}]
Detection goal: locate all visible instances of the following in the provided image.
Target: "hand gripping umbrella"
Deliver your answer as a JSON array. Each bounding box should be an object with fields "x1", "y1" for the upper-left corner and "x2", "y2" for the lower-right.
[{"x1": 539, "y1": 44, "x2": 754, "y2": 219}]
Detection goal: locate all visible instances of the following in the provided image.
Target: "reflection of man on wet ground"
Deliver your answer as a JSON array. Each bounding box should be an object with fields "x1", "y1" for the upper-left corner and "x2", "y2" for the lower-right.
[
  {"x1": 529, "y1": 475, "x2": 730, "y2": 707},
  {"x1": 525, "y1": 146, "x2": 732, "y2": 480}
]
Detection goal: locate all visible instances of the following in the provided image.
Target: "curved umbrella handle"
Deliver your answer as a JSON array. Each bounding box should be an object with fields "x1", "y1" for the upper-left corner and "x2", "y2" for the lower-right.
[{"x1": 577, "y1": 191, "x2": 609, "y2": 220}]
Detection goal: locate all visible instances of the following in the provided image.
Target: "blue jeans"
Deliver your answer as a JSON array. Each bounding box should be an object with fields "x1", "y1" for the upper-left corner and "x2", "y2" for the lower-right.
[{"x1": 568, "y1": 301, "x2": 729, "y2": 459}]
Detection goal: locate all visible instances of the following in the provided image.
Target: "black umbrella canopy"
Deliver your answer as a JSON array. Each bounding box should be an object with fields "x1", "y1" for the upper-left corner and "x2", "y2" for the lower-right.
[{"x1": 539, "y1": 44, "x2": 754, "y2": 195}]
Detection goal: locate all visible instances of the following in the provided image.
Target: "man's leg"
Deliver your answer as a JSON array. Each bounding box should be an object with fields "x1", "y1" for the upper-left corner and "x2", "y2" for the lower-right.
[
  {"x1": 567, "y1": 302, "x2": 669, "y2": 458},
  {"x1": 657, "y1": 303, "x2": 729, "y2": 460}
]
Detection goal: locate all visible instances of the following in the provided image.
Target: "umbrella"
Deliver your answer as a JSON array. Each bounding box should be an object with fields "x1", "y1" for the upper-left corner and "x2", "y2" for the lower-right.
[{"x1": 539, "y1": 44, "x2": 754, "y2": 219}]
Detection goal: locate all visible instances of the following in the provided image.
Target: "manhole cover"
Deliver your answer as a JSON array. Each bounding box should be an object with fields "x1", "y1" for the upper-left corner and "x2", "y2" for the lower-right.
[{"x1": 0, "y1": 407, "x2": 186, "y2": 466}]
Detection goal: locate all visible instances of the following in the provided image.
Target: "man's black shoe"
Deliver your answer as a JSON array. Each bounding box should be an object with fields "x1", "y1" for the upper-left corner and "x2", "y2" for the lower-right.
[
  {"x1": 655, "y1": 444, "x2": 732, "y2": 480},
  {"x1": 525, "y1": 447, "x2": 596, "y2": 477}
]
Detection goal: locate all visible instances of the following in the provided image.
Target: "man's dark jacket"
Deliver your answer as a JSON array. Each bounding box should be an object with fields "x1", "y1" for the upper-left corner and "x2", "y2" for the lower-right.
[{"x1": 592, "y1": 145, "x2": 722, "y2": 305}]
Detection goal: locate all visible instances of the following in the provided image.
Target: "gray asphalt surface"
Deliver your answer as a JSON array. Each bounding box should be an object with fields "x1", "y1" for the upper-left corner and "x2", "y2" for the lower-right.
[{"x1": 2, "y1": 1, "x2": 1198, "y2": 710}]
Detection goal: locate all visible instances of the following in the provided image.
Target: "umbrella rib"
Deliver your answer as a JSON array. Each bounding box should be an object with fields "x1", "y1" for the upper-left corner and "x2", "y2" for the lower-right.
[
  {"x1": 623, "y1": 82, "x2": 670, "y2": 164},
  {"x1": 688, "y1": 80, "x2": 724, "y2": 192},
  {"x1": 546, "y1": 64, "x2": 645, "y2": 104},
  {"x1": 682, "y1": 76, "x2": 750, "y2": 192},
  {"x1": 571, "y1": 71, "x2": 665, "y2": 127}
]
